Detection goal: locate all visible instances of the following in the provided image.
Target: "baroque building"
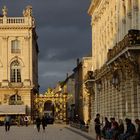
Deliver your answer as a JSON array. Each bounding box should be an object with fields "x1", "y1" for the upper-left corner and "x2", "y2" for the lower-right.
[
  {"x1": 0, "y1": 6, "x2": 39, "y2": 118},
  {"x1": 87, "y1": 0, "x2": 140, "y2": 124}
]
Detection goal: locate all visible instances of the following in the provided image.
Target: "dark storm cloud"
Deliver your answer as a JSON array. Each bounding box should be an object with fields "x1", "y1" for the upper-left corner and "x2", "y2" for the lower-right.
[
  {"x1": 0, "y1": 0, "x2": 91, "y2": 92},
  {"x1": 38, "y1": 26, "x2": 91, "y2": 61}
]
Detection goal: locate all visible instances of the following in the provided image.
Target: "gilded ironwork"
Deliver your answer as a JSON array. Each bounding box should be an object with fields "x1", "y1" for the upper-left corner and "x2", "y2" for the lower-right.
[{"x1": 34, "y1": 88, "x2": 67, "y2": 123}]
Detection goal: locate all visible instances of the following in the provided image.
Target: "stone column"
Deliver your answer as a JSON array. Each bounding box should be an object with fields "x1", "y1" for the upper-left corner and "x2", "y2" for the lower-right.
[
  {"x1": 2, "y1": 37, "x2": 8, "y2": 81},
  {"x1": 131, "y1": 70, "x2": 139, "y2": 120},
  {"x1": 24, "y1": 36, "x2": 30, "y2": 79},
  {"x1": 132, "y1": 0, "x2": 139, "y2": 29},
  {"x1": 122, "y1": 0, "x2": 126, "y2": 37},
  {"x1": 94, "y1": 83, "x2": 98, "y2": 115},
  {"x1": 126, "y1": 0, "x2": 132, "y2": 30}
]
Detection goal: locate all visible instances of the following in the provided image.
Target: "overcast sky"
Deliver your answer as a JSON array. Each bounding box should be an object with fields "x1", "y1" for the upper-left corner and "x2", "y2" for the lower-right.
[{"x1": 0, "y1": 0, "x2": 91, "y2": 93}]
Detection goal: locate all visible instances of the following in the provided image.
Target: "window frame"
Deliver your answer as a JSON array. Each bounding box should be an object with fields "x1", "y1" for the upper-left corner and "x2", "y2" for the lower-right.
[{"x1": 11, "y1": 39, "x2": 20, "y2": 53}]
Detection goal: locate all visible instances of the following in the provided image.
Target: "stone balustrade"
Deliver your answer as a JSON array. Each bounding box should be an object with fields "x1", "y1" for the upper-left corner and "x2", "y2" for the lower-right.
[
  {"x1": 0, "y1": 17, "x2": 34, "y2": 27},
  {"x1": 9, "y1": 82, "x2": 23, "y2": 88},
  {"x1": 6, "y1": 17, "x2": 25, "y2": 24}
]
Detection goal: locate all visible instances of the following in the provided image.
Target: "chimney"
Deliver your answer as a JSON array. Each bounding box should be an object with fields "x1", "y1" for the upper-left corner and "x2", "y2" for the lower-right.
[
  {"x1": 77, "y1": 58, "x2": 79, "y2": 66},
  {"x1": 66, "y1": 73, "x2": 69, "y2": 78}
]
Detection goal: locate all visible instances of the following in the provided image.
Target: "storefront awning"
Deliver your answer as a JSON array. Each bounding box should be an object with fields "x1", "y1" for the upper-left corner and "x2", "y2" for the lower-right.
[{"x1": 0, "y1": 105, "x2": 26, "y2": 115}]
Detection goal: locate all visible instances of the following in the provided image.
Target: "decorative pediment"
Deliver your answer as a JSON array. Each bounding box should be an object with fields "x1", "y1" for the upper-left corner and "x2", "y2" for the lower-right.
[{"x1": 9, "y1": 56, "x2": 25, "y2": 67}]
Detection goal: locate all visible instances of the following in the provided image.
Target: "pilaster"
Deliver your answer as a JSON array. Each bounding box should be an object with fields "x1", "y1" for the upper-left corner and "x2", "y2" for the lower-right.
[{"x1": 2, "y1": 36, "x2": 8, "y2": 81}]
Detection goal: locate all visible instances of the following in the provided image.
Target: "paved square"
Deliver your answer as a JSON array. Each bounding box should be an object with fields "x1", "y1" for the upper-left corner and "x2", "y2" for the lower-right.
[{"x1": 0, "y1": 124, "x2": 95, "y2": 140}]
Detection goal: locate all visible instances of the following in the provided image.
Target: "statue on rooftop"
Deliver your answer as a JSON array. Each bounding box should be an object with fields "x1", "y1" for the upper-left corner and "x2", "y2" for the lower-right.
[
  {"x1": 2, "y1": 6, "x2": 8, "y2": 17},
  {"x1": 23, "y1": 5, "x2": 32, "y2": 17}
]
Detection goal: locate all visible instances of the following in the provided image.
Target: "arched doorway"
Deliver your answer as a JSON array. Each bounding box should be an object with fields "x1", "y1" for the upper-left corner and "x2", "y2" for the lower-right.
[{"x1": 44, "y1": 100, "x2": 54, "y2": 123}]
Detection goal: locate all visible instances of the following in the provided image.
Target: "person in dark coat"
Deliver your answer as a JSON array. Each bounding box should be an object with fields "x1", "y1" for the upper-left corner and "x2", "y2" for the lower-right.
[
  {"x1": 117, "y1": 119, "x2": 124, "y2": 140},
  {"x1": 36, "y1": 116, "x2": 41, "y2": 132},
  {"x1": 122, "y1": 118, "x2": 136, "y2": 140},
  {"x1": 118, "y1": 119, "x2": 124, "y2": 135},
  {"x1": 94, "y1": 114, "x2": 102, "y2": 140},
  {"x1": 102, "y1": 117, "x2": 111, "y2": 138},
  {"x1": 4, "y1": 115, "x2": 11, "y2": 132},
  {"x1": 42, "y1": 116, "x2": 46, "y2": 131},
  {"x1": 134, "y1": 119, "x2": 140, "y2": 140}
]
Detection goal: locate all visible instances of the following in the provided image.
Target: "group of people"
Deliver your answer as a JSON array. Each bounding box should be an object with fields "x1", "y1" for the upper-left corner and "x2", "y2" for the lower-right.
[
  {"x1": 35, "y1": 116, "x2": 47, "y2": 132},
  {"x1": 4, "y1": 115, "x2": 30, "y2": 132},
  {"x1": 94, "y1": 114, "x2": 140, "y2": 140},
  {"x1": 3, "y1": 115, "x2": 48, "y2": 132}
]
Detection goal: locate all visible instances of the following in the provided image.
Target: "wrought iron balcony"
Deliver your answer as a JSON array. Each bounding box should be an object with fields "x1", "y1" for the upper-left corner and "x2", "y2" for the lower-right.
[
  {"x1": 107, "y1": 29, "x2": 140, "y2": 63},
  {"x1": 84, "y1": 71, "x2": 94, "y2": 82},
  {"x1": 84, "y1": 71, "x2": 95, "y2": 89}
]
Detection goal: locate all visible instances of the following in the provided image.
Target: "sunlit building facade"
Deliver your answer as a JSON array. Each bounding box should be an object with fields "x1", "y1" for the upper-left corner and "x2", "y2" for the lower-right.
[
  {"x1": 88, "y1": 0, "x2": 140, "y2": 125},
  {"x1": 73, "y1": 57, "x2": 92, "y2": 124},
  {"x1": 0, "y1": 6, "x2": 39, "y2": 118}
]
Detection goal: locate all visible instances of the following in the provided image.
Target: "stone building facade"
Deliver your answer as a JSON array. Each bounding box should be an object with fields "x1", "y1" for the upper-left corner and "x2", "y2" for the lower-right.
[
  {"x1": 73, "y1": 57, "x2": 92, "y2": 123},
  {"x1": 88, "y1": 0, "x2": 140, "y2": 123},
  {"x1": 0, "y1": 6, "x2": 39, "y2": 118},
  {"x1": 82, "y1": 57, "x2": 92, "y2": 124}
]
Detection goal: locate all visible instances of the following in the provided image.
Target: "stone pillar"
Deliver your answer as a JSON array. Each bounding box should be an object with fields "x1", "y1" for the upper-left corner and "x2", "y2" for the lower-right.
[
  {"x1": 24, "y1": 36, "x2": 30, "y2": 79},
  {"x1": 132, "y1": 0, "x2": 139, "y2": 29},
  {"x1": 131, "y1": 71, "x2": 139, "y2": 120},
  {"x1": 126, "y1": 0, "x2": 132, "y2": 30},
  {"x1": 2, "y1": 37, "x2": 8, "y2": 81},
  {"x1": 94, "y1": 83, "x2": 98, "y2": 115},
  {"x1": 137, "y1": 80, "x2": 140, "y2": 118}
]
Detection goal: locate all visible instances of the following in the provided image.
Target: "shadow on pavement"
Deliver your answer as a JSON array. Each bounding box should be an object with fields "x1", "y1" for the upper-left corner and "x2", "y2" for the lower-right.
[{"x1": 65, "y1": 127, "x2": 95, "y2": 140}]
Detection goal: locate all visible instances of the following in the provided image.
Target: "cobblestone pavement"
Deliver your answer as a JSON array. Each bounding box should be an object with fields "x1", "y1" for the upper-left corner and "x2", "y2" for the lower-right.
[{"x1": 0, "y1": 124, "x2": 95, "y2": 140}]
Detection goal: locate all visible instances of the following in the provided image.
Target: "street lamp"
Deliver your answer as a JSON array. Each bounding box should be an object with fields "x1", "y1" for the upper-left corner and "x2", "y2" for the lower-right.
[
  {"x1": 112, "y1": 73, "x2": 119, "y2": 89},
  {"x1": 97, "y1": 81, "x2": 102, "y2": 92}
]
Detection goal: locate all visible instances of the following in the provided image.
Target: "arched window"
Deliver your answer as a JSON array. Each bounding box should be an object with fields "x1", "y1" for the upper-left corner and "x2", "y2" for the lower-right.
[
  {"x1": 11, "y1": 40, "x2": 20, "y2": 53},
  {"x1": 10, "y1": 60, "x2": 21, "y2": 82}
]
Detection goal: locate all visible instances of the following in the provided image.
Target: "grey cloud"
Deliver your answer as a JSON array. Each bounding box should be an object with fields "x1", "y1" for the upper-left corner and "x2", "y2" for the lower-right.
[
  {"x1": 38, "y1": 26, "x2": 91, "y2": 61},
  {"x1": 39, "y1": 60, "x2": 76, "y2": 92}
]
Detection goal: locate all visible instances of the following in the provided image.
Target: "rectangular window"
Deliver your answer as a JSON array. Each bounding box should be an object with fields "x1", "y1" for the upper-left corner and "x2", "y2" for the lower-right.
[{"x1": 11, "y1": 40, "x2": 20, "y2": 53}]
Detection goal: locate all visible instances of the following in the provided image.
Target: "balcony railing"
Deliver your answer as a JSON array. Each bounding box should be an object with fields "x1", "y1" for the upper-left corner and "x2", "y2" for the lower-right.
[
  {"x1": 107, "y1": 29, "x2": 140, "y2": 62},
  {"x1": 84, "y1": 71, "x2": 94, "y2": 82},
  {"x1": 0, "y1": 17, "x2": 34, "y2": 27},
  {"x1": 9, "y1": 82, "x2": 23, "y2": 88},
  {"x1": 7, "y1": 17, "x2": 25, "y2": 24}
]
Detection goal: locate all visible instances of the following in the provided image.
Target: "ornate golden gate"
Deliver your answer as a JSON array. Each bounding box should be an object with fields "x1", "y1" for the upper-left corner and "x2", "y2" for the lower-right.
[{"x1": 34, "y1": 89, "x2": 67, "y2": 123}]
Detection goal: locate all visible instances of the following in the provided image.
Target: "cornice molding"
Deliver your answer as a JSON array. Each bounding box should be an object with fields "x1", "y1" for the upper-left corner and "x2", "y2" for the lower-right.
[
  {"x1": 0, "y1": 26, "x2": 34, "y2": 30},
  {"x1": 88, "y1": 0, "x2": 109, "y2": 16}
]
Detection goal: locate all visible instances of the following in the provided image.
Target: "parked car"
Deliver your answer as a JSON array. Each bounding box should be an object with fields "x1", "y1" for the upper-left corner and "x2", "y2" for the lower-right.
[{"x1": 45, "y1": 116, "x2": 54, "y2": 124}]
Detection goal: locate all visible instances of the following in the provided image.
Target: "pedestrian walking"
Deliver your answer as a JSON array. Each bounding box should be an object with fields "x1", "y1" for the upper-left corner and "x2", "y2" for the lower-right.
[
  {"x1": 24, "y1": 115, "x2": 29, "y2": 127},
  {"x1": 4, "y1": 115, "x2": 11, "y2": 132},
  {"x1": 42, "y1": 116, "x2": 47, "y2": 132},
  {"x1": 36, "y1": 116, "x2": 41, "y2": 132},
  {"x1": 94, "y1": 113, "x2": 102, "y2": 140}
]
